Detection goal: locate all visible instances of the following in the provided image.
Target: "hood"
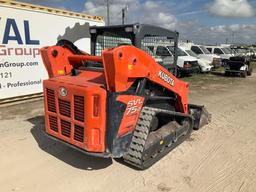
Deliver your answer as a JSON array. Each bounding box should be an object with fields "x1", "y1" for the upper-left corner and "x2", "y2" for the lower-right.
[
  {"x1": 198, "y1": 54, "x2": 220, "y2": 61},
  {"x1": 219, "y1": 54, "x2": 232, "y2": 59},
  {"x1": 197, "y1": 58, "x2": 212, "y2": 68},
  {"x1": 178, "y1": 55, "x2": 198, "y2": 62},
  {"x1": 198, "y1": 58, "x2": 211, "y2": 65}
]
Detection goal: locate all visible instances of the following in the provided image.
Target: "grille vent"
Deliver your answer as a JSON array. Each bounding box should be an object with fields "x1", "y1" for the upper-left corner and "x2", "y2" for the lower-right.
[
  {"x1": 74, "y1": 96, "x2": 85, "y2": 122},
  {"x1": 61, "y1": 119, "x2": 71, "y2": 137},
  {"x1": 74, "y1": 124, "x2": 84, "y2": 142},
  {"x1": 49, "y1": 115, "x2": 58, "y2": 132},
  {"x1": 59, "y1": 99, "x2": 71, "y2": 117},
  {"x1": 46, "y1": 89, "x2": 56, "y2": 112}
]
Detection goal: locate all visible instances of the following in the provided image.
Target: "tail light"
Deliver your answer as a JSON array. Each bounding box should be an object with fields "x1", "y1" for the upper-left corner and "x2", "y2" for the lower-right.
[
  {"x1": 184, "y1": 62, "x2": 192, "y2": 68},
  {"x1": 93, "y1": 95, "x2": 100, "y2": 117}
]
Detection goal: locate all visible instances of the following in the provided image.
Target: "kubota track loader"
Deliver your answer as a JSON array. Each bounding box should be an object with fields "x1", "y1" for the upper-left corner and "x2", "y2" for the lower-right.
[{"x1": 40, "y1": 24, "x2": 211, "y2": 169}]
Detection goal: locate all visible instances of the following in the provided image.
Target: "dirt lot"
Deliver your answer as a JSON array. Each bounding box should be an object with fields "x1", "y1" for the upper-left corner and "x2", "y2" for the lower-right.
[{"x1": 1, "y1": 72, "x2": 256, "y2": 192}]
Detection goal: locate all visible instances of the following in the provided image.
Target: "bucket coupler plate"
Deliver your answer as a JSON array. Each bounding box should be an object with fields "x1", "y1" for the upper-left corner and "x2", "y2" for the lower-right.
[{"x1": 188, "y1": 104, "x2": 211, "y2": 130}]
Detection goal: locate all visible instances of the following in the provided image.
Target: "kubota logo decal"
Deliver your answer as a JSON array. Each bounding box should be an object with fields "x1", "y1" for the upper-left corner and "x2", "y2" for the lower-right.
[
  {"x1": 126, "y1": 99, "x2": 143, "y2": 115},
  {"x1": 158, "y1": 70, "x2": 174, "y2": 86},
  {"x1": 59, "y1": 87, "x2": 68, "y2": 97}
]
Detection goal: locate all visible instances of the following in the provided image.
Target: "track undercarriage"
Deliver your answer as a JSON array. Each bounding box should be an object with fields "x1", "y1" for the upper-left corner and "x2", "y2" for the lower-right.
[{"x1": 124, "y1": 106, "x2": 210, "y2": 169}]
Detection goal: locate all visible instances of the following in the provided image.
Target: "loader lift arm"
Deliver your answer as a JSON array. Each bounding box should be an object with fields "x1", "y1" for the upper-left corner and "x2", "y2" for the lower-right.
[{"x1": 41, "y1": 44, "x2": 189, "y2": 113}]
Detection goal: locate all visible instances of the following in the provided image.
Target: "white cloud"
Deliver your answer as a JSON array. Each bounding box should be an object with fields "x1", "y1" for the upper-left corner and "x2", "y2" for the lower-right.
[
  {"x1": 83, "y1": 0, "x2": 176, "y2": 29},
  {"x1": 144, "y1": 1, "x2": 159, "y2": 9},
  {"x1": 229, "y1": 24, "x2": 241, "y2": 31},
  {"x1": 139, "y1": 1, "x2": 176, "y2": 29},
  {"x1": 208, "y1": 0, "x2": 255, "y2": 18},
  {"x1": 18, "y1": 0, "x2": 256, "y2": 44},
  {"x1": 180, "y1": 23, "x2": 256, "y2": 44},
  {"x1": 83, "y1": 0, "x2": 256, "y2": 44},
  {"x1": 84, "y1": 0, "x2": 140, "y2": 24},
  {"x1": 177, "y1": 10, "x2": 207, "y2": 17}
]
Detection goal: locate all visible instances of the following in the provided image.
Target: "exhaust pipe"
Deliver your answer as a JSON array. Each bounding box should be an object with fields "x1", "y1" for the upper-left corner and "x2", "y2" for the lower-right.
[{"x1": 189, "y1": 104, "x2": 211, "y2": 130}]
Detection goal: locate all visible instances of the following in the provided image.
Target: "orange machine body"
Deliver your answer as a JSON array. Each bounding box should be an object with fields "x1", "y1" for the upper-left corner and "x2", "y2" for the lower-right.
[{"x1": 41, "y1": 45, "x2": 189, "y2": 156}]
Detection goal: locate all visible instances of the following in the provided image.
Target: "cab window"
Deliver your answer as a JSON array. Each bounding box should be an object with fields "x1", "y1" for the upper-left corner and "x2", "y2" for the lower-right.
[
  {"x1": 214, "y1": 48, "x2": 224, "y2": 55},
  {"x1": 191, "y1": 46, "x2": 203, "y2": 54},
  {"x1": 156, "y1": 46, "x2": 172, "y2": 56},
  {"x1": 147, "y1": 46, "x2": 154, "y2": 52},
  {"x1": 206, "y1": 48, "x2": 212, "y2": 52}
]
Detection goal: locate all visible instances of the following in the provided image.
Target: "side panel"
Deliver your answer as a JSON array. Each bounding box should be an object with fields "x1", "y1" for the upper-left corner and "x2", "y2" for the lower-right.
[
  {"x1": 117, "y1": 95, "x2": 144, "y2": 136},
  {"x1": 105, "y1": 93, "x2": 145, "y2": 158}
]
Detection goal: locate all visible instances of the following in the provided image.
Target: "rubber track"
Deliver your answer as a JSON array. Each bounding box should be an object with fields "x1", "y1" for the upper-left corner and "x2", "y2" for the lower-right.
[
  {"x1": 123, "y1": 107, "x2": 161, "y2": 168},
  {"x1": 123, "y1": 106, "x2": 192, "y2": 169}
]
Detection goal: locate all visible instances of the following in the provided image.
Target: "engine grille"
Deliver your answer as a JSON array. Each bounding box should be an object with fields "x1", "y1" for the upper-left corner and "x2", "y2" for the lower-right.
[
  {"x1": 74, "y1": 124, "x2": 84, "y2": 142},
  {"x1": 46, "y1": 88, "x2": 85, "y2": 143},
  {"x1": 74, "y1": 96, "x2": 85, "y2": 122},
  {"x1": 59, "y1": 99, "x2": 71, "y2": 117},
  {"x1": 61, "y1": 119, "x2": 71, "y2": 137},
  {"x1": 46, "y1": 89, "x2": 56, "y2": 112},
  {"x1": 49, "y1": 115, "x2": 58, "y2": 132}
]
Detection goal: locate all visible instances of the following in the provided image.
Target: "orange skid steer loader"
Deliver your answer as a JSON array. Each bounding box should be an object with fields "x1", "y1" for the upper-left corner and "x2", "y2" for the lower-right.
[{"x1": 40, "y1": 24, "x2": 211, "y2": 169}]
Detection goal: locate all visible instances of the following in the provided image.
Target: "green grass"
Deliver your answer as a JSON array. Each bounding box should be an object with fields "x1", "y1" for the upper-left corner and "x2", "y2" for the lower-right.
[
  {"x1": 182, "y1": 72, "x2": 238, "y2": 88},
  {"x1": 251, "y1": 61, "x2": 256, "y2": 71},
  {"x1": 181, "y1": 61, "x2": 256, "y2": 88}
]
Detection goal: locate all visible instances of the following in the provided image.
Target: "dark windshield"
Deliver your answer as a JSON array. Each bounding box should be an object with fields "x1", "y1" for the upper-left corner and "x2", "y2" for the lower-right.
[
  {"x1": 167, "y1": 46, "x2": 187, "y2": 56},
  {"x1": 222, "y1": 47, "x2": 231, "y2": 54},
  {"x1": 199, "y1": 46, "x2": 211, "y2": 54},
  {"x1": 236, "y1": 49, "x2": 247, "y2": 53},
  {"x1": 142, "y1": 46, "x2": 154, "y2": 56}
]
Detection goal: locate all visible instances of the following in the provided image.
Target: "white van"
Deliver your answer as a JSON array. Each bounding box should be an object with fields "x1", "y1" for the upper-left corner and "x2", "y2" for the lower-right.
[
  {"x1": 181, "y1": 43, "x2": 222, "y2": 68},
  {"x1": 205, "y1": 46, "x2": 233, "y2": 61},
  {"x1": 179, "y1": 46, "x2": 213, "y2": 72},
  {"x1": 146, "y1": 44, "x2": 200, "y2": 77}
]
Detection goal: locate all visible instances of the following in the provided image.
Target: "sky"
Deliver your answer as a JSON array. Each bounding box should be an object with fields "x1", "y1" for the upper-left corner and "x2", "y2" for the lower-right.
[{"x1": 18, "y1": 0, "x2": 256, "y2": 44}]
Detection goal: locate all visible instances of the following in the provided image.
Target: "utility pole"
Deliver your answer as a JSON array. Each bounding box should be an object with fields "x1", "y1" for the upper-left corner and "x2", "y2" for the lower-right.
[
  {"x1": 232, "y1": 32, "x2": 235, "y2": 44},
  {"x1": 106, "y1": 0, "x2": 110, "y2": 25},
  {"x1": 122, "y1": 8, "x2": 125, "y2": 25},
  {"x1": 121, "y1": 6, "x2": 128, "y2": 25}
]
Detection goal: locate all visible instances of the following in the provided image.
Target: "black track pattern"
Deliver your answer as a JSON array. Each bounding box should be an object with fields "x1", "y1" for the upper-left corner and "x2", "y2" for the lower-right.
[{"x1": 123, "y1": 107, "x2": 193, "y2": 170}]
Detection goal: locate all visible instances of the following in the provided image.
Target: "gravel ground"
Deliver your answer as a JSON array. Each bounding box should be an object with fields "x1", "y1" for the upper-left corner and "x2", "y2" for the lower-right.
[{"x1": 0, "y1": 73, "x2": 256, "y2": 192}]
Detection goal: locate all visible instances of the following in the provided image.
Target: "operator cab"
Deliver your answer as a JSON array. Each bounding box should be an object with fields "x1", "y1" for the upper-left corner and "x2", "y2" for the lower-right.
[{"x1": 89, "y1": 23, "x2": 179, "y2": 75}]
